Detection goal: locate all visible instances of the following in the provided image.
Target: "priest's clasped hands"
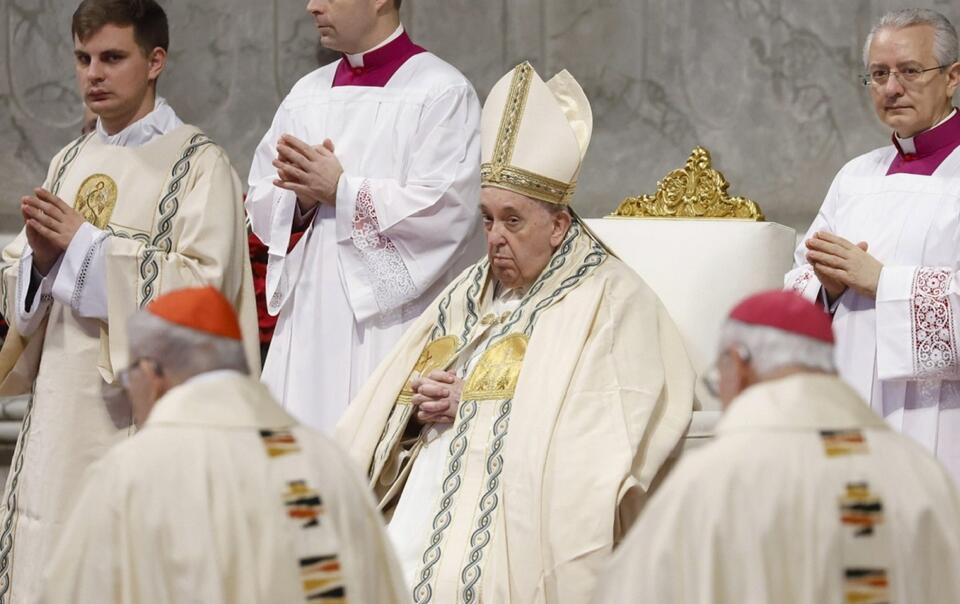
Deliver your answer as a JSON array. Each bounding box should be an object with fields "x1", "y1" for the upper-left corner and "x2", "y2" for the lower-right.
[
  {"x1": 410, "y1": 370, "x2": 463, "y2": 424},
  {"x1": 20, "y1": 187, "x2": 85, "y2": 275},
  {"x1": 805, "y1": 231, "x2": 883, "y2": 301},
  {"x1": 272, "y1": 134, "x2": 343, "y2": 209}
]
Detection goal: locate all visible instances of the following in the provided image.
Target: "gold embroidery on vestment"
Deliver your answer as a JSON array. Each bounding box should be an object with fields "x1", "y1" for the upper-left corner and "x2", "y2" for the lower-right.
[
  {"x1": 462, "y1": 334, "x2": 528, "y2": 401},
  {"x1": 75, "y1": 173, "x2": 118, "y2": 229},
  {"x1": 398, "y1": 335, "x2": 460, "y2": 405}
]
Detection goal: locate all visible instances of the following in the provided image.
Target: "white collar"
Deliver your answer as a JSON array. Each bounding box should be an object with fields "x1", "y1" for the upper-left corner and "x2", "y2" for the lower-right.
[
  {"x1": 345, "y1": 24, "x2": 405, "y2": 68},
  {"x1": 180, "y1": 369, "x2": 247, "y2": 388},
  {"x1": 895, "y1": 107, "x2": 957, "y2": 154},
  {"x1": 146, "y1": 370, "x2": 297, "y2": 430},
  {"x1": 95, "y1": 96, "x2": 184, "y2": 148},
  {"x1": 493, "y1": 280, "x2": 527, "y2": 303},
  {"x1": 717, "y1": 373, "x2": 889, "y2": 434}
]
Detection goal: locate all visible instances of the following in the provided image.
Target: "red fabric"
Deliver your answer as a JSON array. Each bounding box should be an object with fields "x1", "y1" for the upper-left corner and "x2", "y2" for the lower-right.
[
  {"x1": 248, "y1": 231, "x2": 275, "y2": 345},
  {"x1": 332, "y1": 31, "x2": 425, "y2": 88},
  {"x1": 147, "y1": 286, "x2": 242, "y2": 341},
  {"x1": 729, "y1": 290, "x2": 834, "y2": 344},
  {"x1": 248, "y1": 230, "x2": 305, "y2": 345},
  {"x1": 887, "y1": 110, "x2": 960, "y2": 176}
]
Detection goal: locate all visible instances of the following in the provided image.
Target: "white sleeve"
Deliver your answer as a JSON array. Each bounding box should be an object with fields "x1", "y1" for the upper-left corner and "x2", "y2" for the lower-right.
[
  {"x1": 245, "y1": 101, "x2": 298, "y2": 256},
  {"x1": 15, "y1": 248, "x2": 62, "y2": 336},
  {"x1": 51, "y1": 222, "x2": 109, "y2": 321},
  {"x1": 784, "y1": 170, "x2": 843, "y2": 302},
  {"x1": 876, "y1": 265, "x2": 960, "y2": 380},
  {"x1": 334, "y1": 84, "x2": 482, "y2": 322}
]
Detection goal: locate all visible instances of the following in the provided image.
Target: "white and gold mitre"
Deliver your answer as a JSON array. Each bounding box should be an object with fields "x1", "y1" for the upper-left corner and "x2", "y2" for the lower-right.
[{"x1": 481, "y1": 62, "x2": 593, "y2": 206}]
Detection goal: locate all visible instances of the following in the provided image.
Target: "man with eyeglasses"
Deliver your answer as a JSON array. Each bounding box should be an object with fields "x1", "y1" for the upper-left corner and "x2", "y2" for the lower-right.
[
  {"x1": 39, "y1": 287, "x2": 407, "y2": 603},
  {"x1": 786, "y1": 8, "x2": 960, "y2": 484},
  {"x1": 594, "y1": 290, "x2": 960, "y2": 604}
]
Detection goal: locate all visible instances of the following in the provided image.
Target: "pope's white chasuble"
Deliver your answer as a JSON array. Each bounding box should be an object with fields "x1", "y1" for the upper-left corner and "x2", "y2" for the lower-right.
[{"x1": 338, "y1": 221, "x2": 695, "y2": 603}]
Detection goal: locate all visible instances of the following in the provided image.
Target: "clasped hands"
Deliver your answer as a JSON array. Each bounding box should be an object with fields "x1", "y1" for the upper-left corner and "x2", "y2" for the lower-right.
[
  {"x1": 805, "y1": 231, "x2": 883, "y2": 301},
  {"x1": 20, "y1": 188, "x2": 85, "y2": 275},
  {"x1": 272, "y1": 134, "x2": 343, "y2": 210},
  {"x1": 410, "y1": 370, "x2": 463, "y2": 425}
]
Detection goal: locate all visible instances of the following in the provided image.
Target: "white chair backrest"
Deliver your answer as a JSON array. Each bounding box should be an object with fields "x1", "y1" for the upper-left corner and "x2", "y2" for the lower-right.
[{"x1": 584, "y1": 218, "x2": 796, "y2": 445}]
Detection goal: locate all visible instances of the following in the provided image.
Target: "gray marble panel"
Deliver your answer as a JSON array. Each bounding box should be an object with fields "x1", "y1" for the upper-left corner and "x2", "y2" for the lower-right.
[{"x1": 0, "y1": 0, "x2": 956, "y2": 234}]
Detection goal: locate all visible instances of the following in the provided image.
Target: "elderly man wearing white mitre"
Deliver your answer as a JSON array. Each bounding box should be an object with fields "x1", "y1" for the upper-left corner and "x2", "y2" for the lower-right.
[
  {"x1": 338, "y1": 61, "x2": 695, "y2": 604},
  {"x1": 594, "y1": 290, "x2": 960, "y2": 604}
]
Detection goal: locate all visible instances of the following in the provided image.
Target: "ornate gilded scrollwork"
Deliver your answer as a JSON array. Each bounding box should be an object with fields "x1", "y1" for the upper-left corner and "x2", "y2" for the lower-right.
[{"x1": 611, "y1": 146, "x2": 765, "y2": 220}]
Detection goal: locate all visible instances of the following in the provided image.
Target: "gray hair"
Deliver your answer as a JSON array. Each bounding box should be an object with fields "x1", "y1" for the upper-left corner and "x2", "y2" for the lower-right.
[
  {"x1": 719, "y1": 320, "x2": 835, "y2": 376},
  {"x1": 532, "y1": 198, "x2": 569, "y2": 215},
  {"x1": 126, "y1": 310, "x2": 249, "y2": 379},
  {"x1": 863, "y1": 8, "x2": 959, "y2": 68}
]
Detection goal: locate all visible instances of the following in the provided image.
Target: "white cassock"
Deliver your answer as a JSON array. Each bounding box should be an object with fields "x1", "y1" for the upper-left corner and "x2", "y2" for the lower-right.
[
  {"x1": 246, "y1": 25, "x2": 482, "y2": 434},
  {"x1": 787, "y1": 114, "x2": 960, "y2": 483},
  {"x1": 40, "y1": 371, "x2": 407, "y2": 604},
  {"x1": 0, "y1": 99, "x2": 258, "y2": 604},
  {"x1": 594, "y1": 373, "x2": 960, "y2": 604}
]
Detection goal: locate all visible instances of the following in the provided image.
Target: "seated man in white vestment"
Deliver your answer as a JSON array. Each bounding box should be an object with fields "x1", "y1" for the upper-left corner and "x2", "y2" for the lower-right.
[
  {"x1": 246, "y1": 0, "x2": 482, "y2": 434},
  {"x1": 0, "y1": 2, "x2": 258, "y2": 601},
  {"x1": 40, "y1": 287, "x2": 406, "y2": 604},
  {"x1": 594, "y1": 290, "x2": 960, "y2": 604},
  {"x1": 337, "y1": 62, "x2": 695, "y2": 604},
  {"x1": 786, "y1": 8, "x2": 960, "y2": 483}
]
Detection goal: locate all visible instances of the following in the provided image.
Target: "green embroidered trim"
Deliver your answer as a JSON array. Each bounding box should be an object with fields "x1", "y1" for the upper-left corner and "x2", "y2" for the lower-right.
[
  {"x1": 412, "y1": 398, "x2": 478, "y2": 604},
  {"x1": 0, "y1": 133, "x2": 93, "y2": 602},
  {"x1": 106, "y1": 225, "x2": 150, "y2": 244},
  {"x1": 138, "y1": 133, "x2": 212, "y2": 307},
  {"x1": 51, "y1": 134, "x2": 92, "y2": 196},
  {"x1": 0, "y1": 391, "x2": 35, "y2": 603}
]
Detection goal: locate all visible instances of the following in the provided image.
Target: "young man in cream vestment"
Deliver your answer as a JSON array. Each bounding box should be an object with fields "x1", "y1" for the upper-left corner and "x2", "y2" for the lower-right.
[
  {"x1": 247, "y1": 0, "x2": 482, "y2": 434},
  {"x1": 787, "y1": 9, "x2": 960, "y2": 483},
  {"x1": 338, "y1": 62, "x2": 695, "y2": 604},
  {"x1": 40, "y1": 287, "x2": 405, "y2": 604},
  {"x1": 0, "y1": 3, "x2": 257, "y2": 602},
  {"x1": 595, "y1": 291, "x2": 960, "y2": 604}
]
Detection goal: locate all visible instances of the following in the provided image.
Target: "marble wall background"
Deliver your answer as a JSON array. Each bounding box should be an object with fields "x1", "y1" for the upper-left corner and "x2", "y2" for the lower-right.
[{"x1": 0, "y1": 0, "x2": 957, "y2": 232}]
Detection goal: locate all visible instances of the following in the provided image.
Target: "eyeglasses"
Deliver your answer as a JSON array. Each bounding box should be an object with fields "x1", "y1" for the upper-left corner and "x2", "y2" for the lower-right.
[
  {"x1": 700, "y1": 345, "x2": 751, "y2": 398},
  {"x1": 115, "y1": 357, "x2": 162, "y2": 389},
  {"x1": 859, "y1": 65, "x2": 946, "y2": 88}
]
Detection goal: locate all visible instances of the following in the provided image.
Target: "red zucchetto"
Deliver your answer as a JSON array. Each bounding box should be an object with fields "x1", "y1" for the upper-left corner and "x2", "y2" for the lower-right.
[
  {"x1": 728, "y1": 290, "x2": 834, "y2": 344},
  {"x1": 146, "y1": 286, "x2": 242, "y2": 341}
]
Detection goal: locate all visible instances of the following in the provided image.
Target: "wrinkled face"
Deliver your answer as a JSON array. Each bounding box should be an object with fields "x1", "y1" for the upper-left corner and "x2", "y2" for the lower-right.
[
  {"x1": 866, "y1": 25, "x2": 960, "y2": 138},
  {"x1": 480, "y1": 187, "x2": 571, "y2": 291},
  {"x1": 74, "y1": 24, "x2": 164, "y2": 132},
  {"x1": 306, "y1": 0, "x2": 382, "y2": 54}
]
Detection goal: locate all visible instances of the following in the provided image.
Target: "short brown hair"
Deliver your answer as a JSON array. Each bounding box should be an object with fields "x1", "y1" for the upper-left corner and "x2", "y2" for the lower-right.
[
  {"x1": 72, "y1": 0, "x2": 169, "y2": 55},
  {"x1": 395, "y1": 0, "x2": 402, "y2": 9}
]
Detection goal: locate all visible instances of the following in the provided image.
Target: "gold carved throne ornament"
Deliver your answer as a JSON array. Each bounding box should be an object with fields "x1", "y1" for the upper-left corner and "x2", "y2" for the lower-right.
[{"x1": 611, "y1": 147, "x2": 764, "y2": 220}]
